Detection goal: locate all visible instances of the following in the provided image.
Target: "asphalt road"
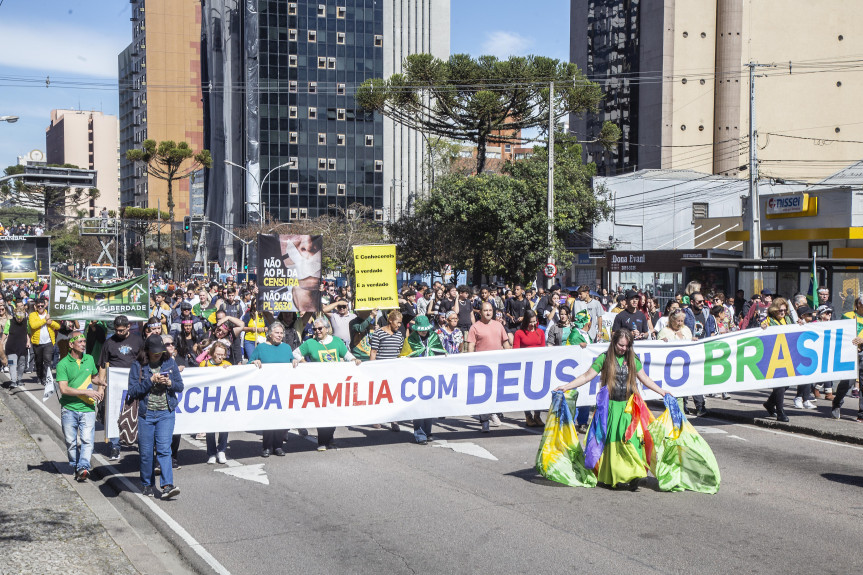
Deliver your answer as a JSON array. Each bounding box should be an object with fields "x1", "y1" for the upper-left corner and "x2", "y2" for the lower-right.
[{"x1": 16, "y1": 383, "x2": 863, "y2": 575}]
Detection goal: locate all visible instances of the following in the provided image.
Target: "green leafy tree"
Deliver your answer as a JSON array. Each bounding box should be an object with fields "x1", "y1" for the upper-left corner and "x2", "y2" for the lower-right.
[
  {"x1": 357, "y1": 53, "x2": 618, "y2": 174},
  {"x1": 388, "y1": 137, "x2": 611, "y2": 285},
  {"x1": 126, "y1": 140, "x2": 212, "y2": 279},
  {"x1": 0, "y1": 207, "x2": 42, "y2": 227},
  {"x1": 1, "y1": 164, "x2": 100, "y2": 229}
]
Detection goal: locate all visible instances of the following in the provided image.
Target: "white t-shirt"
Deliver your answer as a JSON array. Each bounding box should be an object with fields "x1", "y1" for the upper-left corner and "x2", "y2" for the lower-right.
[{"x1": 36, "y1": 311, "x2": 51, "y2": 345}]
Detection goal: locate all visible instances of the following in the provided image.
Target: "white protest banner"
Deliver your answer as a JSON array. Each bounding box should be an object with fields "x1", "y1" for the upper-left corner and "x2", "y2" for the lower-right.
[{"x1": 107, "y1": 321, "x2": 857, "y2": 436}]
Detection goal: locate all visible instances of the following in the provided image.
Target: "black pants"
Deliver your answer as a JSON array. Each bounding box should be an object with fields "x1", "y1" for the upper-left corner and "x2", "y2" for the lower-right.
[
  {"x1": 833, "y1": 378, "x2": 863, "y2": 417},
  {"x1": 262, "y1": 429, "x2": 285, "y2": 451},
  {"x1": 795, "y1": 384, "x2": 813, "y2": 400},
  {"x1": 317, "y1": 427, "x2": 335, "y2": 446},
  {"x1": 765, "y1": 386, "x2": 787, "y2": 415},
  {"x1": 171, "y1": 434, "x2": 181, "y2": 458},
  {"x1": 33, "y1": 343, "x2": 54, "y2": 385}
]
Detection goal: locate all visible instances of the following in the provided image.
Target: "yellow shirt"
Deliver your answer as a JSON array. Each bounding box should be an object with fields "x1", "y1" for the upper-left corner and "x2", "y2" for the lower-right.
[
  {"x1": 199, "y1": 359, "x2": 231, "y2": 368},
  {"x1": 244, "y1": 313, "x2": 267, "y2": 342}
]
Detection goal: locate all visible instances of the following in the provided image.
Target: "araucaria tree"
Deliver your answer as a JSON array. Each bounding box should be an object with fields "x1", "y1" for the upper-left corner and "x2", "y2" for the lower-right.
[
  {"x1": 126, "y1": 140, "x2": 212, "y2": 278},
  {"x1": 0, "y1": 164, "x2": 100, "y2": 229},
  {"x1": 356, "y1": 53, "x2": 618, "y2": 174}
]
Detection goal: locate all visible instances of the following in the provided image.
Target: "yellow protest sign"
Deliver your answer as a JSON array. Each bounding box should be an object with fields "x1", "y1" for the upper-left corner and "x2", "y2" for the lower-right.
[{"x1": 353, "y1": 244, "x2": 398, "y2": 310}]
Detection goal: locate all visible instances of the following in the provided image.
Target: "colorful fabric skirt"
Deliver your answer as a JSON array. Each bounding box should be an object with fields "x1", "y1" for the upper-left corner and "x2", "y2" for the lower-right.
[{"x1": 594, "y1": 398, "x2": 648, "y2": 487}]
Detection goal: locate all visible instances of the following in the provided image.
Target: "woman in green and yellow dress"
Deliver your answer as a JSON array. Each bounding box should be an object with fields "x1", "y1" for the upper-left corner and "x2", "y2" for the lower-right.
[{"x1": 554, "y1": 328, "x2": 672, "y2": 490}]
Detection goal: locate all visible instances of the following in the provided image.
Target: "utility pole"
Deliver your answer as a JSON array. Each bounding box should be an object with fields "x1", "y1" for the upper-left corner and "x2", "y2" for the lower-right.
[
  {"x1": 547, "y1": 80, "x2": 555, "y2": 289},
  {"x1": 747, "y1": 61, "x2": 774, "y2": 292}
]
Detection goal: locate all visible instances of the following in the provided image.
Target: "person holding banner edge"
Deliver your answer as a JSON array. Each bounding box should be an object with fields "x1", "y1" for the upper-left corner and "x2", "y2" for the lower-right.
[
  {"x1": 554, "y1": 328, "x2": 672, "y2": 490},
  {"x1": 293, "y1": 317, "x2": 362, "y2": 451},
  {"x1": 761, "y1": 297, "x2": 794, "y2": 422},
  {"x1": 250, "y1": 321, "x2": 294, "y2": 457}
]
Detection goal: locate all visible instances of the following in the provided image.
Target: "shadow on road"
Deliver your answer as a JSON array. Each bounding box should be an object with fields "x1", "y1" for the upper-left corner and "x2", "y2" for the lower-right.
[{"x1": 821, "y1": 472, "x2": 863, "y2": 487}]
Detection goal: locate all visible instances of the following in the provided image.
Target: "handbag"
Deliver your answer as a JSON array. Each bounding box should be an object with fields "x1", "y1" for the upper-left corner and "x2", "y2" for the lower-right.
[{"x1": 117, "y1": 367, "x2": 141, "y2": 447}]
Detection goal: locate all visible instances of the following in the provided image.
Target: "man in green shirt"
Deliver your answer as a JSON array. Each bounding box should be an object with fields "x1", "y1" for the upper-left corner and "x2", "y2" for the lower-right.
[{"x1": 57, "y1": 332, "x2": 103, "y2": 482}]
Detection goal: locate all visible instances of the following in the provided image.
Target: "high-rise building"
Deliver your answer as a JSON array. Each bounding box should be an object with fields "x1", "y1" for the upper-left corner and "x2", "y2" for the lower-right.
[
  {"x1": 45, "y1": 109, "x2": 119, "y2": 217},
  {"x1": 119, "y1": 0, "x2": 205, "y2": 219},
  {"x1": 202, "y1": 0, "x2": 449, "y2": 259},
  {"x1": 570, "y1": 0, "x2": 863, "y2": 181}
]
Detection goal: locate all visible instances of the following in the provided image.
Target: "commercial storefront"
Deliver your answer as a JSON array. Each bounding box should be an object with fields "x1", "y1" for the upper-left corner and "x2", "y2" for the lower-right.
[{"x1": 726, "y1": 187, "x2": 863, "y2": 313}]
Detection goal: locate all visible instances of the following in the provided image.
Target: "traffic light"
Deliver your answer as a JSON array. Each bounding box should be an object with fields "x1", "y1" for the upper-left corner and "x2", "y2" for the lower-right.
[
  {"x1": 183, "y1": 216, "x2": 191, "y2": 232},
  {"x1": 244, "y1": 263, "x2": 248, "y2": 270}
]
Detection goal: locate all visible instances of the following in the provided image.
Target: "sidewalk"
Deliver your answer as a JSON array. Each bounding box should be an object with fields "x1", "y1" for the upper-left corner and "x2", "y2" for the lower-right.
[
  {"x1": 692, "y1": 390, "x2": 863, "y2": 445},
  {"x1": 0, "y1": 388, "x2": 139, "y2": 575}
]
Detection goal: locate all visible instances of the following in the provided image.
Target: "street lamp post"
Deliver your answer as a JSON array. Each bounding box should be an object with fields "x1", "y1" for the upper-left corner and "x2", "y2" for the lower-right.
[{"x1": 224, "y1": 160, "x2": 293, "y2": 228}]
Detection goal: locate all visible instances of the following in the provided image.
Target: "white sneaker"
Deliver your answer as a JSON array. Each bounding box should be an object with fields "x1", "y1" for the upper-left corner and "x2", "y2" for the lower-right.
[
  {"x1": 489, "y1": 414, "x2": 501, "y2": 427},
  {"x1": 207, "y1": 455, "x2": 216, "y2": 464},
  {"x1": 793, "y1": 397, "x2": 804, "y2": 409},
  {"x1": 803, "y1": 400, "x2": 817, "y2": 409},
  {"x1": 217, "y1": 451, "x2": 227, "y2": 464}
]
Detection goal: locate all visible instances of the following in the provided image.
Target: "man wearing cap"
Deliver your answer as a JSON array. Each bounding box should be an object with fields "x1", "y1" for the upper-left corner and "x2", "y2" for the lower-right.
[
  {"x1": 99, "y1": 315, "x2": 145, "y2": 460},
  {"x1": 402, "y1": 315, "x2": 446, "y2": 444},
  {"x1": 323, "y1": 297, "x2": 356, "y2": 348},
  {"x1": 58, "y1": 331, "x2": 103, "y2": 481},
  {"x1": 611, "y1": 290, "x2": 649, "y2": 339},
  {"x1": 171, "y1": 302, "x2": 205, "y2": 339}
]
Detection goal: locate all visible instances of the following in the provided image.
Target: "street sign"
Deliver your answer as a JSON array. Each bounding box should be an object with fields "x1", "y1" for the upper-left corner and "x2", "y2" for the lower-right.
[
  {"x1": 543, "y1": 263, "x2": 557, "y2": 278},
  {"x1": 588, "y1": 249, "x2": 605, "y2": 259},
  {"x1": 230, "y1": 266, "x2": 237, "y2": 276}
]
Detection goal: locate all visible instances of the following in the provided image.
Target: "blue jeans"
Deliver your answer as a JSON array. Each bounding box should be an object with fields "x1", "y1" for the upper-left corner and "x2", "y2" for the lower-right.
[
  {"x1": 61, "y1": 408, "x2": 96, "y2": 472},
  {"x1": 243, "y1": 340, "x2": 257, "y2": 361},
  {"x1": 206, "y1": 432, "x2": 228, "y2": 456},
  {"x1": 138, "y1": 409, "x2": 175, "y2": 488},
  {"x1": 413, "y1": 419, "x2": 433, "y2": 442}
]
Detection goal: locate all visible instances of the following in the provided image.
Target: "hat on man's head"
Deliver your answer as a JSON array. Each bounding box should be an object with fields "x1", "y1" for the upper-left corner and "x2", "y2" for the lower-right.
[
  {"x1": 180, "y1": 301, "x2": 192, "y2": 311},
  {"x1": 816, "y1": 305, "x2": 833, "y2": 316},
  {"x1": 760, "y1": 288, "x2": 774, "y2": 296},
  {"x1": 624, "y1": 289, "x2": 638, "y2": 300},
  {"x1": 411, "y1": 315, "x2": 434, "y2": 333},
  {"x1": 797, "y1": 305, "x2": 815, "y2": 317}
]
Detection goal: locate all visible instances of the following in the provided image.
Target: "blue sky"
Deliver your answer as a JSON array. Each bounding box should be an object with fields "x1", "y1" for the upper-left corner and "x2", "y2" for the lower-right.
[{"x1": 0, "y1": 0, "x2": 570, "y2": 167}]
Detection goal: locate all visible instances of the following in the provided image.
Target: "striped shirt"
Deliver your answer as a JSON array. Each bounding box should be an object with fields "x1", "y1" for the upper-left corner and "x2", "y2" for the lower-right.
[{"x1": 369, "y1": 329, "x2": 404, "y2": 360}]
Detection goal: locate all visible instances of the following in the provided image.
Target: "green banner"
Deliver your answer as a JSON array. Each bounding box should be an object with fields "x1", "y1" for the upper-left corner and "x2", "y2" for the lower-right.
[{"x1": 49, "y1": 272, "x2": 150, "y2": 321}]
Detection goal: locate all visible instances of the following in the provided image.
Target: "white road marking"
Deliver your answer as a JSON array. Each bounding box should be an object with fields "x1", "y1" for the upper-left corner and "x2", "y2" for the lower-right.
[
  {"x1": 726, "y1": 435, "x2": 748, "y2": 441},
  {"x1": 431, "y1": 439, "x2": 498, "y2": 460},
  {"x1": 693, "y1": 426, "x2": 728, "y2": 435},
  {"x1": 20, "y1": 387, "x2": 233, "y2": 575},
  {"x1": 701, "y1": 416, "x2": 863, "y2": 451},
  {"x1": 215, "y1": 463, "x2": 269, "y2": 485}
]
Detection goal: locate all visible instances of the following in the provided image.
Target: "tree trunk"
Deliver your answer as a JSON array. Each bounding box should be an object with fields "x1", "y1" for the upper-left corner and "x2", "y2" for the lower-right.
[
  {"x1": 475, "y1": 135, "x2": 488, "y2": 175},
  {"x1": 167, "y1": 178, "x2": 176, "y2": 279},
  {"x1": 472, "y1": 250, "x2": 483, "y2": 286}
]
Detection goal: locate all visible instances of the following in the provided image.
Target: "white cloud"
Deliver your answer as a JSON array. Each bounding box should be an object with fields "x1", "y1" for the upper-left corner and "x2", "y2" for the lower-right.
[
  {"x1": 481, "y1": 31, "x2": 533, "y2": 59},
  {"x1": 0, "y1": 22, "x2": 127, "y2": 79}
]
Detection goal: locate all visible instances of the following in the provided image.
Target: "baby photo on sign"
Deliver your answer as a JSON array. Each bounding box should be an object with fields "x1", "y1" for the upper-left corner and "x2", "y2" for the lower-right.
[{"x1": 257, "y1": 233, "x2": 323, "y2": 313}]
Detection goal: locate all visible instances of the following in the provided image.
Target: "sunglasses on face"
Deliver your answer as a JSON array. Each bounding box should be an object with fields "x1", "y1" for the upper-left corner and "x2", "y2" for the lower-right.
[{"x1": 313, "y1": 327, "x2": 326, "y2": 332}]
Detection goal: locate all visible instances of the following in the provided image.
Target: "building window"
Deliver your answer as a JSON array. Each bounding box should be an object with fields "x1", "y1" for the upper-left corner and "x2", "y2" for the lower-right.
[
  {"x1": 309, "y1": 82, "x2": 317, "y2": 94},
  {"x1": 374, "y1": 209, "x2": 383, "y2": 221},
  {"x1": 289, "y1": 29, "x2": 297, "y2": 42},
  {"x1": 319, "y1": 183, "x2": 328, "y2": 195},
  {"x1": 809, "y1": 242, "x2": 829, "y2": 259},
  {"x1": 308, "y1": 30, "x2": 317, "y2": 43},
  {"x1": 327, "y1": 57, "x2": 336, "y2": 69},
  {"x1": 692, "y1": 202, "x2": 709, "y2": 219},
  {"x1": 337, "y1": 32, "x2": 345, "y2": 44},
  {"x1": 504, "y1": 144, "x2": 511, "y2": 153},
  {"x1": 288, "y1": 3, "x2": 297, "y2": 15},
  {"x1": 328, "y1": 158, "x2": 336, "y2": 170},
  {"x1": 365, "y1": 135, "x2": 374, "y2": 146},
  {"x1": 289, "y1": 80, "x2": 297, "y2": 93},
  {"x1": 318, "y1": 158, "x2": 327, "y2": 170},
  {"x1": 337, "y1": 134, "x2": 345, "y2": 146},
  {"x1": 289, "y1": 106, "x2": 298, "y2": 118},
  {"x1": 337, "y1": 83, "x2": 345, "y2": 95},
  {"x1": 318, "y1": 56, "x2": 326, "y2": 69},
  {"x1": 374, "y1": 35, "x2": 383, "y2": 47},
  {"x1": 289, "y1": 157, "x2": 298, "y2": 169},
  {"x1": 289, "y1": 54, "x2": 297, "y2": 67},
  {"x1": 318, "y1": 133, "x2": 326, "y2": 145},
  {"x1": 317, "y1": 4, "x2": 326, "y2": 17},
  {"x1": 308, "y1": 107, "x2": 317, "y2": 119},
  {"x1": 337, "y1": 108, "x2": 345, "y2": 120},
  {"x1": 337, "y1": 6, "x2": 346, "y2": 18},
  {"x1": 299, "y1": 208, "x2": 308, "y2": 219},
  {"x1": 374, "y1": 160, "x2": 383, "y2": 172},
  {"x1": 290, "y1": 207, "x2": 298, "y2": 219},
  {"x1": 290, "y1": 183, "x2": 299, "y2": 195},
  {"x1": 762, "y1": 244, "x2": 782, "y2": 259},
  {"x1": 289, "y1": 132, "x2": 298, "y2": 144},
  {"x1": 337, "y1": 184, "x2": 346, "y2": 196}
]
